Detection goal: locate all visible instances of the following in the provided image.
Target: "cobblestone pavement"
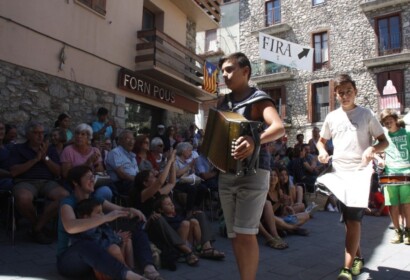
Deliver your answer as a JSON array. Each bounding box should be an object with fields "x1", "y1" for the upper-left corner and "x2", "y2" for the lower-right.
[{"x1": 0, "y1": 211, "x2": 409, "y2": 280}]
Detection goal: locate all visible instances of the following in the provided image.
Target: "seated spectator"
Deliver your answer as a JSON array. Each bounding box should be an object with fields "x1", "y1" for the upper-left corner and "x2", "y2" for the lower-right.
[
  {"x1": 10, "y1": 121, "x2": 69, "y2": 244},
  {"x1": 293, "y1": 133, "x2": 304, "y2": 150},
  {"x1": 60, "y1": 123, "x2": 112, "y2": 201},
  {"x1": 106, "y1": 130, "x2": 139, "y2": 195},
  {"x1": 195, "y1": 145, "x2": 218, "y2": 191},
  {"x1": 278, "y1": 168, "x2": 305, "y2": 213},
  {"x1": 154, "y1": 195, "x2": 224, "y2": 262},
  {"x1": 150, "y1": 137, "x2": 167, "y2": 172},
  {"x1": 259, "y1": 201, "x2": 288, "y2": 250},
  {"x1": 92, "y1": 107, "x2": 117, "y2": 142},
  {"x1": 163, "y1": 125, "x2": 177, "y2": 152},
  {"x1": 133, "y1": 135, "x2": 157, "y2": 172},
  {"x1": 50, "y1": 127, "x2": 67, "y2": 157},
  {"x1": 130, "y1": 151, "x2": 196, "y2": 270},
  {"x1": 54, "y1": 113, "x2": 73, "y2": 143},
  {"x1": 287, "y1": 146, "x2": 317, "y2": 193},
  {"x1": 0, "y1": 121, "x2": 12, "y2": 190},
  {"x1": 175, "y1": 142, "x2": 208, "y2": 216},
  {"x1": 58, "y1": 165, "x2": 162, "y2": 280},
  {"x1": 72, "y1": 198, "x2": 135, "y2": 275},
  {"x1": 308, "y1": 127, "x2": 320, "y2": 156},
  {"x1": 153, "y1": 124, "x2": 166, "y2": 144},
  {"x1": 4, "y1": 124, "x2": 18, "y2": 145},
  {"x1": 267, "y1": 169, "x2": 311, "y2": 236}
]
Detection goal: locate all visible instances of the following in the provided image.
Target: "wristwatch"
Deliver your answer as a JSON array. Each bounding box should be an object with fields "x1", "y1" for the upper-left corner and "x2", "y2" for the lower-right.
[{"x1": 44, "y1": 156, "x2": 50, "y2": 162}]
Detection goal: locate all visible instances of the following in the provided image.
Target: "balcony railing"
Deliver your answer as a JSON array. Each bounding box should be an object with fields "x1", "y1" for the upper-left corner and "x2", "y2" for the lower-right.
[
  {"x1": 362, "y1": 33, "x2": 410, "y2": 67},
  {"x1": 250, "y1": 8, "x2": 291, "y2": 36},
  {"x1": 135, "y1": 29, "x2": 216, "y2": 101},
  {"x1": 173, "y1": 0, "x2": 221, "y2": 31},
  {"x1": 377, "y1": 92, "x2": 408, "y2": 114}
]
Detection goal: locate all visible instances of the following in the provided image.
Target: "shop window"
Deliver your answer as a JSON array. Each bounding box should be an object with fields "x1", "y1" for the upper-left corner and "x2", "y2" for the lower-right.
[
  {"x1": 125, "y1": 100, "x2": 163, "y2": 135},
  {"x1": 77, "y1": 0, "x2": 106, "y2": 16},
  {"x1": 265, "y1": 0, "x2": 281, "y2": 26},
  {"x1": 313, "y1": 31, "x2": 329, "y2": 70},
  {"x1": 308, "y1": 81, "x2": 336, "y2": 123},
  {"x1": 377, "y1": 70, "x2": 404, "y2": 112},
  {"x1": 376, "y1": 14, "x2": 401, "y2": 56}
]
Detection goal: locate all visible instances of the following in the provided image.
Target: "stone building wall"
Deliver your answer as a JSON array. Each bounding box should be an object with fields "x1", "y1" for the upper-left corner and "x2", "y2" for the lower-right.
[
  {"x1": 240, "y1": 0, "x2": 410, "y2": 146},
  {"x1": 0, "y1": 60, "x2": 126, "y2": 140}
]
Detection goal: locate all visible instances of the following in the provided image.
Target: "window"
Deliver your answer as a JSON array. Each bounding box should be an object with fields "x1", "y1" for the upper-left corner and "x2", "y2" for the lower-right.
[
  {"x1": 313, "y1": 32, "x2": 329, "y2": 70},
  {"x1": 143, "y1": 8, "x2": 156, "y2": 30},
  {"x1": 265, "y1": 0, "x2": 281, "y2": 26},
  {"x1": 265, "y1": 87, "x2": 286, "y2": 120},
  {"x1": 205, "y1": 29, "x2": 218, "y2": 52},
  {"x1": 312, "y1": 0, "x2": 325, "y2": 6},
  {"x1": 377, "y1": 70, "x2": 404, "y2": 112},
  {"x1": 308, "y1": 81, "x2": 336, "y2": 123},
  {"x1": 77, "y1": 0, "x2": 106, "y2": 16},
  {"x1": 376, "y1": 14, "x2": 401, "y2": 56}
]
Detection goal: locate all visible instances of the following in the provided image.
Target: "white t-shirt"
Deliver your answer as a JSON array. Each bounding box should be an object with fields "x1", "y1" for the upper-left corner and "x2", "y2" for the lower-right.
[
  {"x1": 320, "y1": 106, "x2": 384, "y2": 171},
  {"x1": 317, "y1": 106, "x2": 384, "y2": 207}
]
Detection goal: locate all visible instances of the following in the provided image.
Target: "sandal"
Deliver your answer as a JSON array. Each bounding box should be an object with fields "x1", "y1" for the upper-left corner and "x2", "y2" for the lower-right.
[
  {"x1": 265, "y1": 237, "x2": 288, "y2": 250},
  {"x1": 198, "y1": 247, "x2": 225, "y2": 260},
  {"x1": 185, "y1": 252, "x2": 199, "y2": 266}
]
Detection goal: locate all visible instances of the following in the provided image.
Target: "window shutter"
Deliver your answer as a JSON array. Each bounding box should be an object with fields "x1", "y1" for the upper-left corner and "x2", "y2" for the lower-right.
[
  {"x1": 281, "y1": 85, "x2": 286, "y2": 119},
  {"x1": 389, "y1": 70, "x2": 404, "y2": 94},
  {"x1": 377, "y1": 72, "x2": 389, "y2": 95},
  {"x1": 329, "y1": 80, "x2": 335, "y2": 111},
  {"x1": 307, "y1": 83, "x2": 313, "y2": 123},
  {"x1": 93, "y1": 0, "x2": 106, "y2": 15}
]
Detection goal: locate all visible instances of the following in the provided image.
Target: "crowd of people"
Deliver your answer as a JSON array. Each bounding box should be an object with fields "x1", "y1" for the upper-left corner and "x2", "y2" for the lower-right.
[{"x1": 1, "y1": 72, "x2": 409, "y2": 280}]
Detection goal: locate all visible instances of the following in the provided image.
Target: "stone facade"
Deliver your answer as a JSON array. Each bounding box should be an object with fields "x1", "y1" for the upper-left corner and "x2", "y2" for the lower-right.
[
  {"x1": 0, "y1": 59, "x2": 196, "y2": 141},
  {"x1": 240, "y1": 0, "x2": 410, "y2": 146}
]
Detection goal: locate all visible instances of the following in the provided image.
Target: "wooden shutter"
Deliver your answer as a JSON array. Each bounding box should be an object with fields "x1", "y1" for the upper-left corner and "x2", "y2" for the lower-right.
[
  {"x1": 389, "y1": 70, "x2": 404, "y2": 94},
  {"x1": 281, "y1": 85, "x2": 286, "y2": 119},
  {"x1": 307, "y1": 83, "x2": 313, "y2": 123},
  {"x1": 329, "y1": 80, "x2": 335, "y2": 111}
]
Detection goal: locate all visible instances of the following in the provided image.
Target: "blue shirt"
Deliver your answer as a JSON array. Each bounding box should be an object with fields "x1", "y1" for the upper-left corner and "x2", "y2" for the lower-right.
[
  {"x1": 57, "y1": 194, "x2": 104, "y2": 256},
  {"x1": 9, "y1": 142, "x2": 60, "y2": 180},
  {"x1": 91, "y1": 121, "x2": 113, "y2": 139},
  {"x1": 105, "y1": 146, "x2": 138, "y2": 182},
  {"x1": 0, "y1": 145, "x2": 10, "y2": 170}
]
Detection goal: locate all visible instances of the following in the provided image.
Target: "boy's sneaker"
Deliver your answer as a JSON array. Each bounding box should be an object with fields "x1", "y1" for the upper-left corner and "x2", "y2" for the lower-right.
[
  {"x1": 404, "y1": 228, "x2": 410, "y2": 245},
  {"x1": 351, "y1": 257, "x2": 364, "y2": 276},
  {"x1": 390, "y1": 228, "x2": 403, "y2": 244},
  {"x1": 337, "y1": 267, "x2": 352, "y2": 280}
]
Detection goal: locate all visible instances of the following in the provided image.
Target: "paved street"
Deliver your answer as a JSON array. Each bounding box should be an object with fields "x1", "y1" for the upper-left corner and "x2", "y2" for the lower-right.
[{"x1": 0, "y1": 211, "x2": 409, "y2": 280}]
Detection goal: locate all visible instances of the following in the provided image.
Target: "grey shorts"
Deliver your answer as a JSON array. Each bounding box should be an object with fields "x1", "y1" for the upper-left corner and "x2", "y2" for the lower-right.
[
  {"x1": 13, "y1": 179, "x2": 61, "y2": 198},
  {"x1": 219, "y1": 169, "x2": 269, "y2": 238}
]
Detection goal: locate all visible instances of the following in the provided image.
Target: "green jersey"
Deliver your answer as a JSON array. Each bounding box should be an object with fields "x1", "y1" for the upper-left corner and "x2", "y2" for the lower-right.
[{"x1": 384, "y1": 127, "x2": 410, "y2": 174}]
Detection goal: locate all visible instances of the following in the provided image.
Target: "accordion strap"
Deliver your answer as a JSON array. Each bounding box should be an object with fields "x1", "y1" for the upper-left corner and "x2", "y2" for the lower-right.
[{"x1": 226, "y1": 93, "x2": 273, "y2": 112}]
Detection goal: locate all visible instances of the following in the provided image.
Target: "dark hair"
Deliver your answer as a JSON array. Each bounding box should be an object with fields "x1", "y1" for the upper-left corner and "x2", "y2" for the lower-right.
[
  {"x1": 54, "y1": 113, "x2": 71, "y2": 128},
  {"x1": 278, "y1": 167, "x2": 291, "y2": 195},
  {"x1": 153, "y1": 194, "x2": 171, "y2": 213},
  {"x1": 218, "y1": 52, "x2": 252, "y2": 80},
  {"x1": 51, "y1": 127, "x2": 67, "y2": 143},
  {"x1": 75, "y1": 198, "x2": 102, "y2": 218},
  {"x1": 296, "y1": 133, "x2": 304, "y2": 139},
  {"x1": 67, "y1": 165, "x2": 93, "y2": 189},
  {"x1": 334, "y1": 74, "x2": 356, "y2": 91},
  {"x1": 97, "y1": 107, "x2": 109, "y2": 116},
  {"x1": 134, "y1": 169, "x2": 151, "y2": 189}
]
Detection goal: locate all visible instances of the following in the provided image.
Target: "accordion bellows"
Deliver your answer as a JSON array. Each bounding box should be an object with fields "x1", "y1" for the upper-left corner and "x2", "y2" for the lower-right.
[{"x1": 202, "y1": 108, "x2": 262, "y2": 176}]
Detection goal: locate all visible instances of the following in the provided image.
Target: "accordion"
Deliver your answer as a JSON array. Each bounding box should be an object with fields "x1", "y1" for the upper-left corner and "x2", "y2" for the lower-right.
[{"x1": 202, "y1": 108, "x2": 263, "y2": 176}]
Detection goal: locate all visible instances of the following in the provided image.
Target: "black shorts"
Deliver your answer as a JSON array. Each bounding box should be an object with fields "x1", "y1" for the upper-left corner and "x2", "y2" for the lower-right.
[{"x1": 337, "y1": 201, "x2": 365, "y2": 223}]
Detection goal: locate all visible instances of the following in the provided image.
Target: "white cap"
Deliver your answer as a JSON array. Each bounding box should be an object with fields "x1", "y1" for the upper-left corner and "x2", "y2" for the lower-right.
[{"x1": 157, "y1": 124, "x2": 165, "y2": 129}]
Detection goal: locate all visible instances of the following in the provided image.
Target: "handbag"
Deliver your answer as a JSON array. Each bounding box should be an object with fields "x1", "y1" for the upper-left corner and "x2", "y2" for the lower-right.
[{"x1": 179, "y1": 173, "x2": 202, "y2": 186}]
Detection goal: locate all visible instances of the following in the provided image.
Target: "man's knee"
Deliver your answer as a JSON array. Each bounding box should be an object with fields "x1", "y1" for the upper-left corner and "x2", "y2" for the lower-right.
[
  {"x1": 47, "y1": 186, "x2": 69, "y2": 201},
  {"x1": 14, "y1": 188, "x2": 34, "y2": 206}
]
